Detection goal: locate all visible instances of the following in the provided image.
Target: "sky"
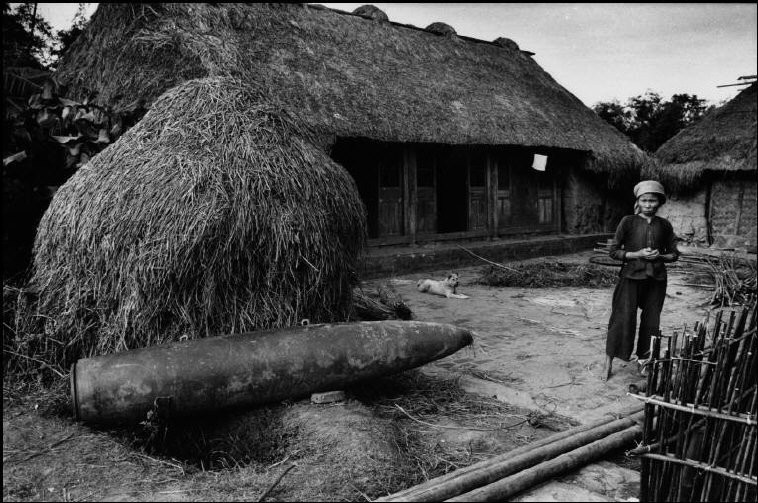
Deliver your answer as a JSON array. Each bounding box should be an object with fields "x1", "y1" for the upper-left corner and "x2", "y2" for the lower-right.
[{"x1": 31, "y1": 3, "x2": 758, "y2": 108}]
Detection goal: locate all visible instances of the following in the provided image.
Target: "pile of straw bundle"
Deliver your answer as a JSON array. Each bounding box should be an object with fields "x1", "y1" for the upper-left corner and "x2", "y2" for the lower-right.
[{"x1": 31, "y1": 76, "x2": 366, "y2": 367}]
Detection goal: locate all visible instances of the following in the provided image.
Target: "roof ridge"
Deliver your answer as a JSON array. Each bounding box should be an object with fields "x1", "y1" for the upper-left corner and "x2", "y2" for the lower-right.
[{"x1": 306, "y1": 3, "x2": 535, "y2": 55}]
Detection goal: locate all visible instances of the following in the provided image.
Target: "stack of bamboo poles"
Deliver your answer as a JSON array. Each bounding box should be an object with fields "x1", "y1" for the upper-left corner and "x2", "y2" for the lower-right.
[
  {"x1": 591, "y1": 240, "x2": 757, "y2": 306},
  {"x1": 376, "y1": 405, "x2": 645, "y2": 502},
  {"x1": 628, "y1": 298, "x2": 757, "y2": 502}
]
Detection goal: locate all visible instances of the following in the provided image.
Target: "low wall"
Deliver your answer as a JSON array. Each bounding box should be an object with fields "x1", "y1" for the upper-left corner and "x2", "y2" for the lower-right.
[{"x1": 360, "y1": 233, "x2": 611, "y2": 279}]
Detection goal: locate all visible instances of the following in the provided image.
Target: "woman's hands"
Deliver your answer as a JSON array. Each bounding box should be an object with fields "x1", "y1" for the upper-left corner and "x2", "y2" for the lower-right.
[{"x1": 627, "y1": 248, "x2": 660, "y2": 261}]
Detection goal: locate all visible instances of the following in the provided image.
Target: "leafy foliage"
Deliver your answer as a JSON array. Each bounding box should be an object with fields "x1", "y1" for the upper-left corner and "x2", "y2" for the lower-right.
[
  {"x1": 50, "y1": 3, "x2": 90, "y2": 68},
  {"x1": 2, "y1": 3, "x2": 55, "y2": 68},
  {"x1": 3, "y1": 75, "x2": 129, "y2": 280},
  {"x1": 2, "y1": 3, "x2": 90, "y2": 70},
  {"x1": 593, "y1": 91, "x2": 716, "y2": 152}
]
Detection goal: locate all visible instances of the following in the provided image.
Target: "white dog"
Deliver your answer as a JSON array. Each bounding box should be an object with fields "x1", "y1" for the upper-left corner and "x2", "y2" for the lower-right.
[{"x1": 417, "y1": 273, "x2": 469, "y2": 299}]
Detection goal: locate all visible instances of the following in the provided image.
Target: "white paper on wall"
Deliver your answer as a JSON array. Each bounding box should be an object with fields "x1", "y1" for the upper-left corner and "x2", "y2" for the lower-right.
[{"x1": 532, "y1": 154, "x2": 547, "y2": 171}]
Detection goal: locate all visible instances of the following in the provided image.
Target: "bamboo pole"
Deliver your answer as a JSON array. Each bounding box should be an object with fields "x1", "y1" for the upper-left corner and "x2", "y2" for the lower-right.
[
  {"x1": 446, "y1": 425, "x2": 643, "y2": 502},
  {"x1": 628, "y1": 416, "x2": 706, "y2": 456},
  {"x1": 628, "y1": 393, "x2": 757, "y2": 425},
  {"x1": 640, "y1": 333, "x2": 661, "y2": 502},
  {"x1": 640, "y1": 452, "x2": 757, "y2": 486},
  {"x1": 735, "y1": 428, "x2": 757, "y2": 500},
  {"x1": 376, "y1": 409, "x2": 644, "y2": 502},
  {"x1": 639, "y1": 300, "x2": 757, "y2": 501}
]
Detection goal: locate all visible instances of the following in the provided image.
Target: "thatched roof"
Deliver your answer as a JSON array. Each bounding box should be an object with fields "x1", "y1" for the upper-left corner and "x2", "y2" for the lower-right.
[
  {"x1": 32, "y1": 76, "x2": 366, "y2": 364},
  {"x1": 353, "y1": 4, "x2": 388, "y2": 22},
  {"x1": 55, "y1": 3, "x2": 646, "y2": 178},
  {"x1": 653, "y1": 82, "x2": 757, "y2": 190}
]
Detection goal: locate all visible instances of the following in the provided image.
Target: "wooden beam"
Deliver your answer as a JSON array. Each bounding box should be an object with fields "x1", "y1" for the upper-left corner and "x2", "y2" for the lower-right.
[
  {"x1": 555, "y1": 176, "x2": 562, "y2": 233},
  {"x1": 404, "y1": 146, "x2": 417, "y2": 245},
  {"x1": 735, "y1": 180, "x2": 745, "y2": 236},
  {"x1": 716, "y1": 82, "x2": 754, "y2": 88},
  {"x1": 488, "y1": 153, "x2": 499, "y2": 239}
]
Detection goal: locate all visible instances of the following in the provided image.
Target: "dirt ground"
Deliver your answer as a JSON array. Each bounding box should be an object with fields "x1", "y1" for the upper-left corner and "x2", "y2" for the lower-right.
[
  {"x1": 378, "y1": 251, "x2": 712, "y2": 423},
  {"x1": 3, "y1": 251, "x2": 713, "y2": 502},
  {"x1": 363, "y1": 250, "x2": 713, "y2": 501}
]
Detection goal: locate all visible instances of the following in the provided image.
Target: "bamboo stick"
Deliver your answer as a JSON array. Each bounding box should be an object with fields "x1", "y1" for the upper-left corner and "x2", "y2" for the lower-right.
[
  {"x1": 629, "y1": 392, "x2": 757, "y2": 424},
  {"x1": 377, "y1": 410, "x2": 644, "y2": 502},
  {"x1": 640, "y1": 452, "x2": 757, "y2": 486},
  {"x1": 640, "y1": 334, "x2": 661, "y2": 503},
  {"x1": 701, "y1": 310, "x2": 750, "y2": 501},
  {"x1": 639, "y1": 300, "x2": 756, "y2": 501},
  {"x1": 735, "y1": 428, "x2": 757, "y2": 500},
  {"x1": 447, "y1": 425, "x2": 643, "y2": 502}
]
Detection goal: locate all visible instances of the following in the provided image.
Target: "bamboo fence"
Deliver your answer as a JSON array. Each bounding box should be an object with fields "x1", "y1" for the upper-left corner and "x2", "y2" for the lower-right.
[{"x1": 629, "y1": 297, "x2": 757, "y2": 502}]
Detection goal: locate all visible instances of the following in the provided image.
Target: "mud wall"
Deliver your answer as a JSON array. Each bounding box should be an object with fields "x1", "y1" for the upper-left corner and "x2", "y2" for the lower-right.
[
  {"x1": 562, "y1": 167, "x2": 630, "y2": 234},
  {"x1": 710, "y1": 176, "x2": 757, "y2": 250},
  {"x1": 657, "y1": 187, "x2": 709, "y2": 246}
]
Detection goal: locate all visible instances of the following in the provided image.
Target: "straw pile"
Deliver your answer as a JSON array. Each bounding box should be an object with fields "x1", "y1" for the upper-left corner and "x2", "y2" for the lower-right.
[
  {"x1": 30, "y1": 76, "x2": 366, "y2": 368},
  {"x1": 477, "y1": 262, "x2": 618, "y2": 288},
  {"x1": 352, "y1": 284, "x2": 413, "y2": 321}
]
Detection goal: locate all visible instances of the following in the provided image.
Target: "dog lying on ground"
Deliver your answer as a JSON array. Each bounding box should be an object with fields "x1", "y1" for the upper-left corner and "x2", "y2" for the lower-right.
[{"x1": 417, "y1": 273, "x2": 469, "y2": 299}]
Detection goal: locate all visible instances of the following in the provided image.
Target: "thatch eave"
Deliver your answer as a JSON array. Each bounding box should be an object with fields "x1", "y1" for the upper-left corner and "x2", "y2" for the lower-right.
[
  {"x1": 654, "y1": 83, "x2": 757, "y2": 190},
  {"x1": 55, "y1": 3, "x2": 645, "y2": 180}
]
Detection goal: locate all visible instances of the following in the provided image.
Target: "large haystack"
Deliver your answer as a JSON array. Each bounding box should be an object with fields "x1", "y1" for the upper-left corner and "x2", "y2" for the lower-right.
[{"x1": 32, "y1": 77, "x2": 366, "y2": 365}]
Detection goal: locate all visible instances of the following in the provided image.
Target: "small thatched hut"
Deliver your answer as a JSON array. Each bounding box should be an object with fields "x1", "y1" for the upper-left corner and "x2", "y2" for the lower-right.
[
  {"x1": 54, "y1": 3, "x2": 647, "y2": 246},
  {"x1": 654, "y1": 82, "x2": 757, "y2": 249},
  {"x1": 32, "y1": 77, "x2": 366, "y2": 363}
]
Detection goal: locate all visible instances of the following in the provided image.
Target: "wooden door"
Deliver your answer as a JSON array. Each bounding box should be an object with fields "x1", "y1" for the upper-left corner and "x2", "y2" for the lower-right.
[
  {"x1": 468, "y1": 155, "x2": 488, "y2": 231},
  {"x1": 378, "y1": 161, "x2": 404, "y2": 237},
  {"x1": 416, "y1": 154, "x2": 437, "y2": 234},
  {"x1": 496, "y1": 160, "x2": 512, "y2": 230},
  {"x1": 537, "y1": 174, "x2": 556, "y2": 226}
]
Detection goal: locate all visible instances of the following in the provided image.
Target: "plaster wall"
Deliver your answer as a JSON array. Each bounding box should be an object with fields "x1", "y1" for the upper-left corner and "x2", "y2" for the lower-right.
[
  {"x1": 710, "y1": 178, "x2": 757, "y2": 249},
  {"x1": 657, "y1": 187, "x2": 709, "y2": 246},
  {"x1": 562, "y1": 168, "x2": 628, "y2": 234}
]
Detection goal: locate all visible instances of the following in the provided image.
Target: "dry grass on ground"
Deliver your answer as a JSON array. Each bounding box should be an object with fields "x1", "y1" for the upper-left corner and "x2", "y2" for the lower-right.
[
  {"x1": 476, "y1": 262, "x2": 619, "y2": 288},
  {"x1": 3, "y1": 369, "x2": 573, "y2": 502}
]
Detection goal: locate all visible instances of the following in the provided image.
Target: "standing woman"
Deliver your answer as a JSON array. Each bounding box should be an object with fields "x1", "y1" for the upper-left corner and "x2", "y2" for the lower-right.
[{"x1": 602, "y1": 180, "x2": 679, "y2": 381}]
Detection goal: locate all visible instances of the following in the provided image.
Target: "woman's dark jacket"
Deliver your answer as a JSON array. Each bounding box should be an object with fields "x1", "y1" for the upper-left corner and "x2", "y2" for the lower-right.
[{"x1": 608, "y1": 215, "x2": 679, "y2": 280}]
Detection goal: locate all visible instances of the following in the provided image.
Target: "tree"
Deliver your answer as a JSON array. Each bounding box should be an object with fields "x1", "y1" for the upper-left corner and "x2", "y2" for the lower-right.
[
  {"x1": 51, "y1": 2, "x2": 89, "y2": 67},
  {"x1": 3, "y1": 3, "x2": 91, "y2": 70},
  {"x1": 592, "y1": 99, "x2": 632, "y2": 135},
  {"x1": 593, "y1": 91, "x2": 714, "y2": 152},
  {"x1": 2, "y1": 3, "x2": 55, "y2": 68}
]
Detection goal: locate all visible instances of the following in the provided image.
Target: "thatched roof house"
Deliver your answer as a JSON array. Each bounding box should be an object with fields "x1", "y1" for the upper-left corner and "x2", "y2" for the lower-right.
[
  {"x1": 655, "y1": 82, "x2": 756, "y2": 249},
  {"x1": 55, "y1": 3, "x2": 647, "y2": 243}
]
